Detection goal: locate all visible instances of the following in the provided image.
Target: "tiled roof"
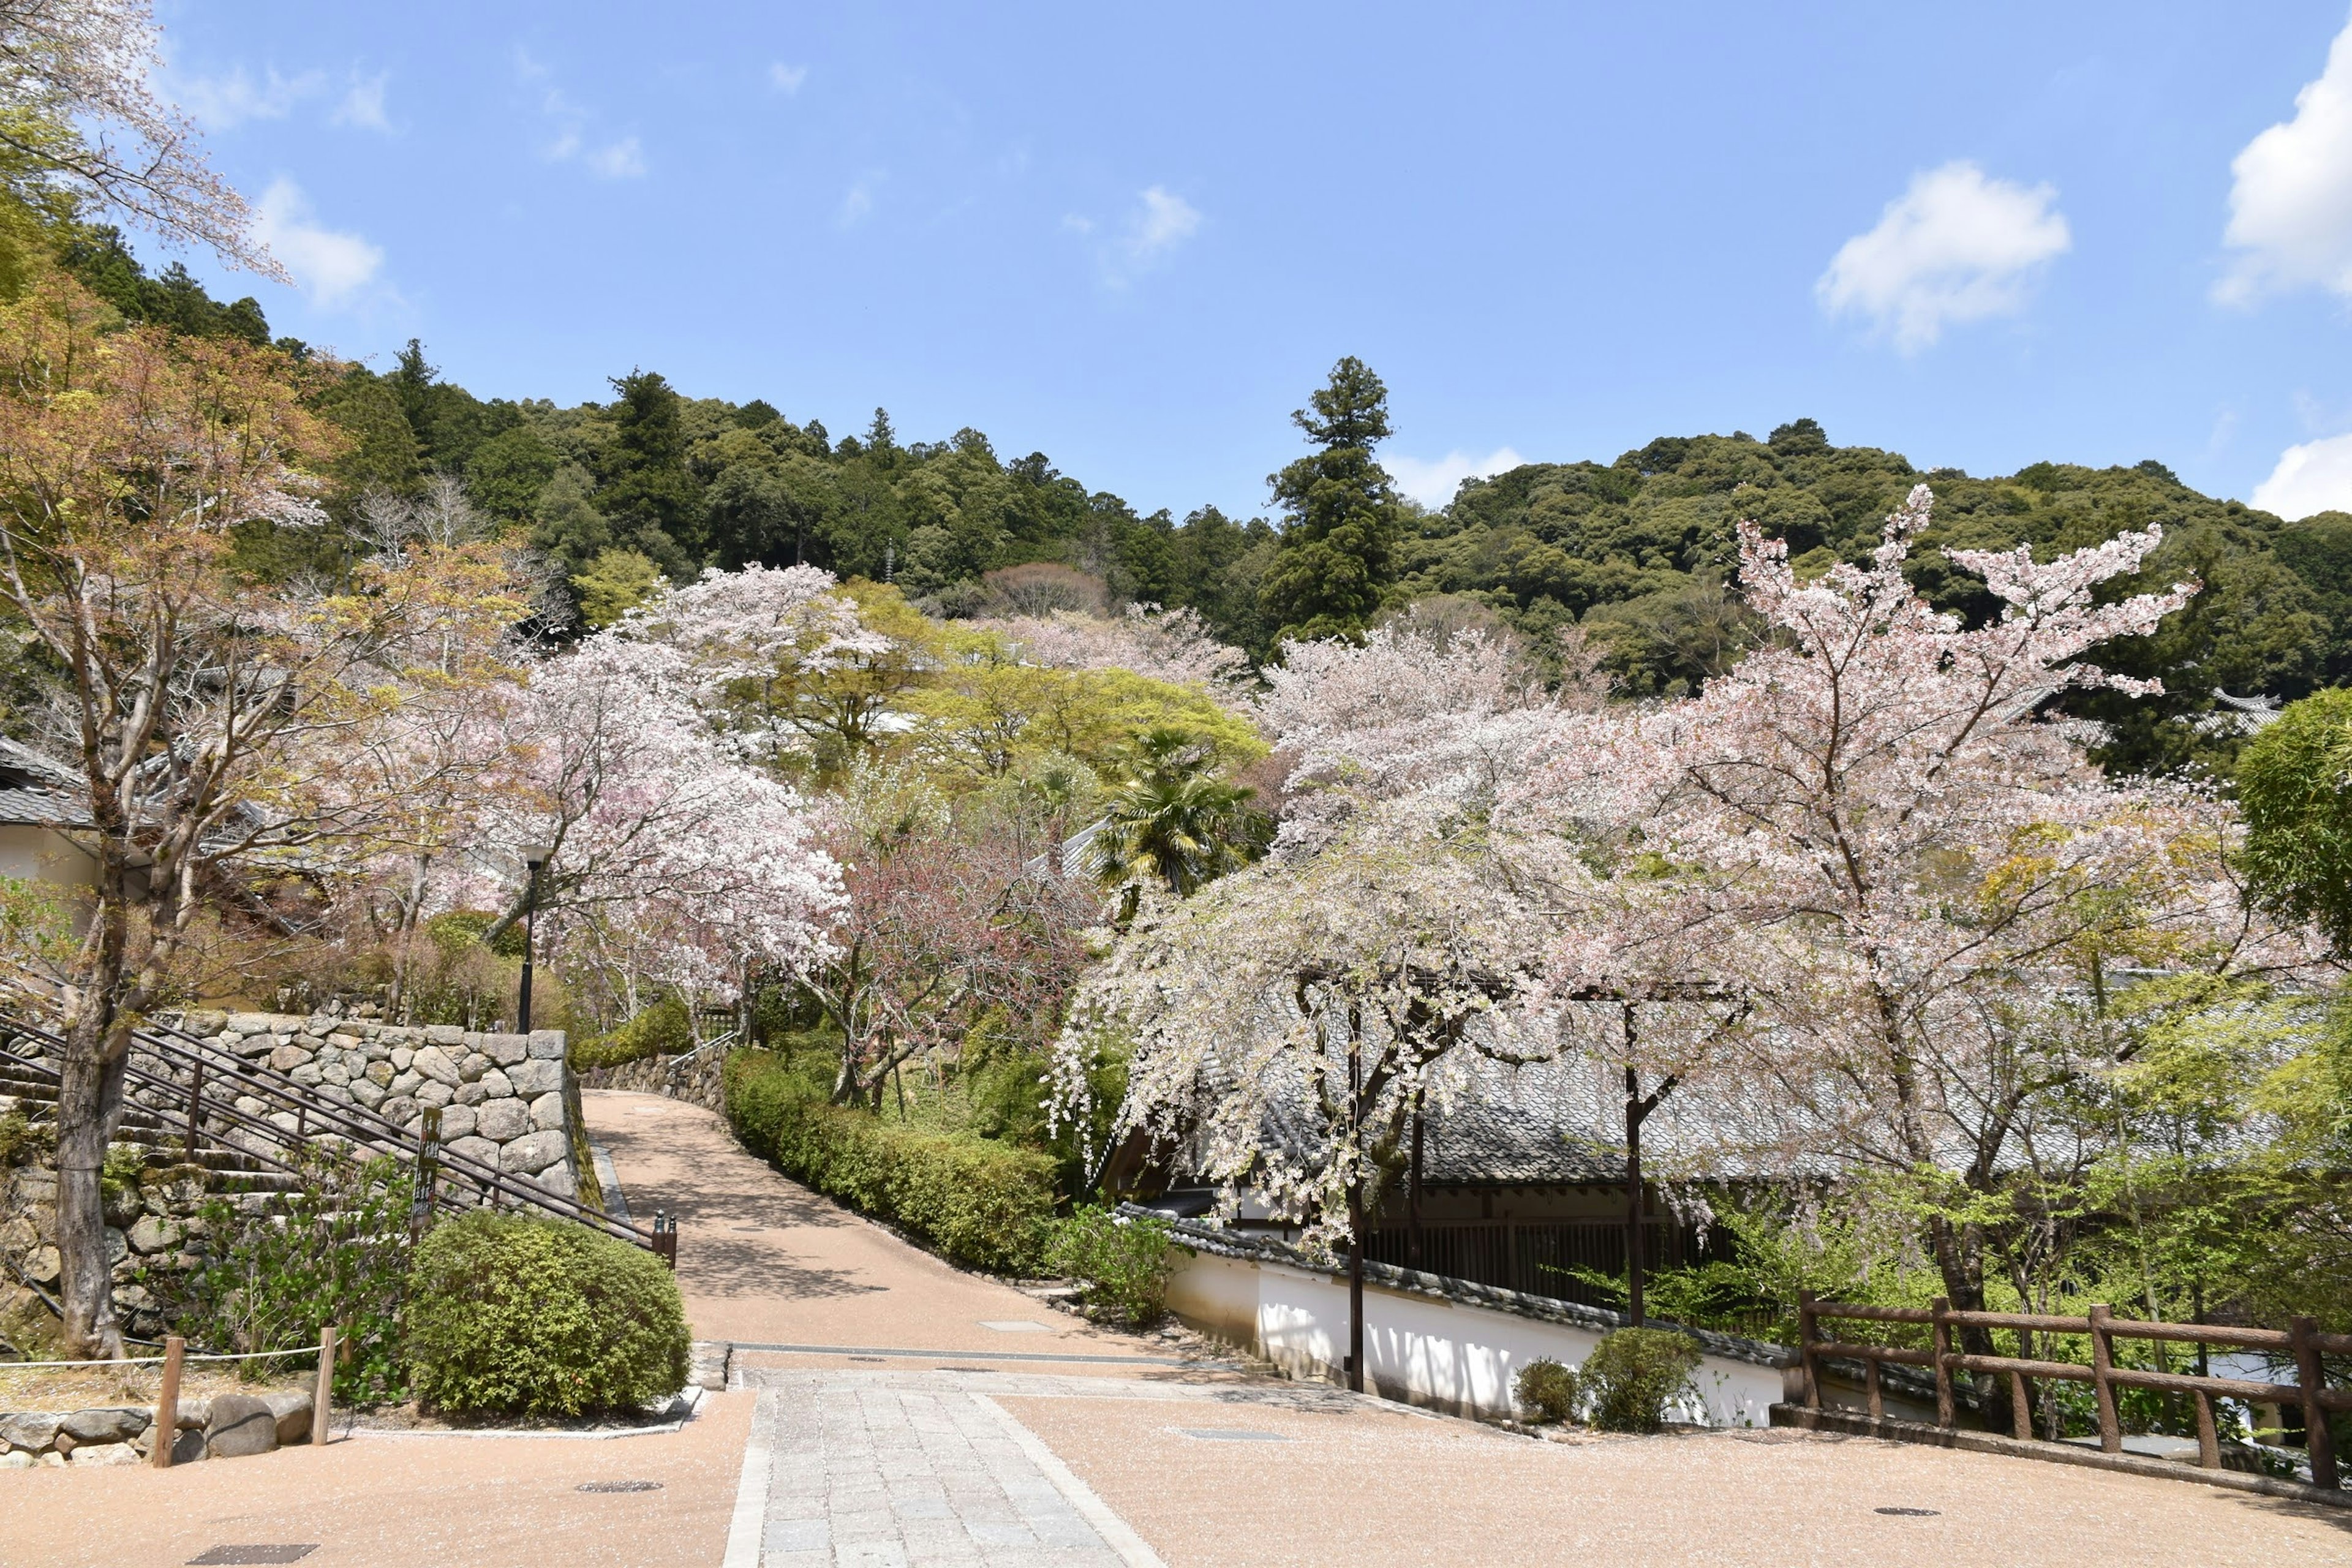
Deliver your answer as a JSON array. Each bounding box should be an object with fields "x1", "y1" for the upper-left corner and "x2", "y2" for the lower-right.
[
  {"x1": 1232, "y1": 1052, "x2": 1634, "y2": 1189},
  {"x1": 0, "y1": 786, "x2": 91, "y2": 827}
]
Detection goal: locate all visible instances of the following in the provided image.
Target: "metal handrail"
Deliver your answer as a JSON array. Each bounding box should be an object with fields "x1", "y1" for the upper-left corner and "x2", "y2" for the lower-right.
[
  {"x1": 666, "y1": 1026, "x2": 740, "y2": 1073},
  {"x1": 1, "y1": 1011, "x2": 653, "y2": 1250}
]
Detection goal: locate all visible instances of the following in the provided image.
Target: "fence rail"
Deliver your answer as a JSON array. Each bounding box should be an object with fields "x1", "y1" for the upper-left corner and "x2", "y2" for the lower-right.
[{"x1": 1798, "y1": 1292, "x2": 2350, "y2": 1489}]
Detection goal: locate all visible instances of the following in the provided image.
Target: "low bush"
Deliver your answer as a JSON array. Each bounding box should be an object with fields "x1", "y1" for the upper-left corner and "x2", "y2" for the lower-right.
[
  {"x1": 405, "y1": 1210, "x2": 690, "y2": 1417},
  {"x1": 726, "y1": 1049, "x2": 1055, "y2": 1274},
  {"x1": 571, "y1": 997, "x2": 695, "y2": 1071},
  {"x1": 1580, "y1": 1327, "x2": 1703, "y2": 1433},
  {"x1": 1046, "y1": 1205, "x2": 1173, "y2": 1327},
  {"x1": 1515, "y1": 1357, "x2": 1579, "y2": 1425},
  {"x1": 171, "y1": 1147, "x2": 416, "y2": 1401}
]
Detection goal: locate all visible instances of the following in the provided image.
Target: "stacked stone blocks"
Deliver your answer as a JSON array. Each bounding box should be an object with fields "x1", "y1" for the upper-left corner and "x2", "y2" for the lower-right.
[{"x1": 168, "y1": 1012, "x2": 581, "y2": 1199}]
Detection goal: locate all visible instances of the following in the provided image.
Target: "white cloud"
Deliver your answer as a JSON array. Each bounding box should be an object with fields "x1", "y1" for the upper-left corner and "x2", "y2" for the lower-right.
[
  {"x1": 1060, "y1": 214, "x2": 1095, "y2": 235},
  {"x1": 769, "y1": 62, "x2": 808, "y2": 94},
  {"x1": 1386, "y1": 447, "x2": 1526, "y2": 508},
  {"x1": 1817, "y1": 161, "x2": 2071, "y2": 352},
  {"x1": 1125, "y1": 185, "x2": 1200, "y2": 262},
  {"x1": 254, "y1": 179, "x2": 383, "y2": 307},
  {"x1": 2253, "y1": 432, "x2": 2352, "y2": 518},
  {"x1": 173, "y1": 66, "x2": 325, "y2": 130},
  {"x1": 587, "y1": 137, "x2": 646, "y2": 179},
  {"x1": 332, "y1": 71, "x2": 391, "y2": 132},
  {"x1": 839, "y1": 172, "x2": 883, "y2": 227},
  {"x1": 517, "y1": 51, "x2": 644, "y2": 178},
  {"x1": 2218, "y1": 17, "x2": 2352, "y2": 304}
]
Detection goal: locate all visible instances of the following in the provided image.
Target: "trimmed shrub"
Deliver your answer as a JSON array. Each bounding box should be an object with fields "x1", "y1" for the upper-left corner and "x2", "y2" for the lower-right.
[
  {"x1": 1515, "y1": 1357, "x2": 1579, "y2": 1425},
  {"x1": 405, "y1": 1210, "x2": 690, "y2": 1417},
  {"x1": 1580, "y1": 1327, "x2": 1703, "y2": 1433},
  {"x1": 726, "y1": 1049, "x2": 1055, "y2": 1275},
  {"x1": 1046, "y1": 1206, "x2": 1173, "y2": 1328},
  {"x1": 571, "y1": 997, "x2": 695, "y2": 1071}
]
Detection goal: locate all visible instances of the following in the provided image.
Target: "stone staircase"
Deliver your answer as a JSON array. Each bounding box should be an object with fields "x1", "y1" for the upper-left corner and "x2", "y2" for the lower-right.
[{"x1": 0, "y1": 1049, "x2": 300, "y2": 1213}]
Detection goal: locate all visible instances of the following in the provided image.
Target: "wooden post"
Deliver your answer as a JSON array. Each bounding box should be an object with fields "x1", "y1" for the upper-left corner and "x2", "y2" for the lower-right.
[
  {"x1": 312, "y1": 1325, "x2": 337, "y2": 1448},
  {"x1": 2008, "y1": 1370, "x2": 2032, "y2": 1442},
  {"x1": 184, "y1": 1061, "x2": 205, "y2": 1161},
  {"x1": 1798, "y1": 1290, "x2": 1820, "y2": 1409},
  {"x1": 2194, "y1": 1390, "x2": 2220, "y2": 1470},
  {"x1": 2291, "y1": 1316, "x2": 2339, "y2": 1490},
  {"x1": 151, "y1": 1335, "x2": 184, "y2": 1469},
  {"x1": 1864, "y1": 1354, "x2": 1883, "y2": 1422},
  {"x1": 1931, "y1": 1298, "x2": 1954, "y2": 1430},
  {"x1": 2089, "y1": 1304, "x2": 2120, "y2": 1455}
]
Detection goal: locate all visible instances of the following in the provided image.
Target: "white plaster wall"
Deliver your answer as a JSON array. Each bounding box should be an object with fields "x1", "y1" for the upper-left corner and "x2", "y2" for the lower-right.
[
  {"x1": 0, "y1": 824, "x2": 95, "y2": 887},
  {"x1": 1170, "y1": 1246, "x2": 1785, "y2": 1428}
]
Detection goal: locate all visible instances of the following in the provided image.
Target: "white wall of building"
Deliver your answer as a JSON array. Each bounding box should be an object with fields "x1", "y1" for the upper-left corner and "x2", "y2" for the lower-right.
[{"x1": 1167, "y1": 1244, "x2": 1789, "y2": 1427}]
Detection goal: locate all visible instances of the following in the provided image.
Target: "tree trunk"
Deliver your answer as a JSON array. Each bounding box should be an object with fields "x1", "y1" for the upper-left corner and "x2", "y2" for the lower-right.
[
  {"x1": 1348, "y1": 1174, "x2": 1365, "y2": 1395},
  {"x1": 1406, "y1": 1098, "x2": 1424, "y2": 1270},
  {"x1": 1347, "y1": 1008, "x2": 1365, "y2": 1394},
  {"x1": 1626, "y1": 1061, "x2": 1646, "y2": 1329},
  {"x1": 56, "y1": 1007, "x2": 132, "y2": 1358},
  {"x1": 1926, "y1": 1210, "x2": 2013, "y2": 1429}
]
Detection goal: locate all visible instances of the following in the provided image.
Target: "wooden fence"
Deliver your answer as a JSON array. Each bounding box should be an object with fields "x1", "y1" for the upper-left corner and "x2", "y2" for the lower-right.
[
  {"x1": 1365, "y1": 1220, "x2": 1726, "y2": 1307},
  {"x1": 1797, "y1": 1292, "x2": 2350, "y2": 1489}
]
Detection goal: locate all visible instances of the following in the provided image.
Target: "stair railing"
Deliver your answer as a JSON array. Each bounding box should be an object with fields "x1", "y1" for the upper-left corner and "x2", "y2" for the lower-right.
[{"x1": 0, "y1": 1012, "x2": 655, "y2": 1251}]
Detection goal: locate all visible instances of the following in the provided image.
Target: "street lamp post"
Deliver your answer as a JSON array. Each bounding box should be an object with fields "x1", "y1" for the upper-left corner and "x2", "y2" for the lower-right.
[{"x1": 516, "y1": 846, "x2": 549, "y2": 1033}]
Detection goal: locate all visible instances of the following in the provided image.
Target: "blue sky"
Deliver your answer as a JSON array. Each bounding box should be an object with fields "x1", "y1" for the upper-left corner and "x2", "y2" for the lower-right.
[{"x1": 152, "y1": 2, "x2": 2352, "y2": 522}]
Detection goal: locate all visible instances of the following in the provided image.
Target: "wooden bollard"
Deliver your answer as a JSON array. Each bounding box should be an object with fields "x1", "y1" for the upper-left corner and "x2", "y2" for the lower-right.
[
  {"x1": 151, "y1": 1335, "x2": 184, "y2": 1469},
  {"x1": 312, "y1": 1325, "x2": 337, "y2": 1449}
]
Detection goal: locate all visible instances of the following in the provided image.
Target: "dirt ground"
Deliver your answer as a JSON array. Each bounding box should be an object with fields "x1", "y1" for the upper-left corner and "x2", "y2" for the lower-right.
[{"x1": 0, "y1": 1388, "x2": 755, "y2": 1568}]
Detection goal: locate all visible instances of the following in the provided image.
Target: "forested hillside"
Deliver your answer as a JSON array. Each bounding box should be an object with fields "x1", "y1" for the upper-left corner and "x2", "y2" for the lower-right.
[{"x1": 80, "y1": 236, "x2": 2352, "y2": 776}]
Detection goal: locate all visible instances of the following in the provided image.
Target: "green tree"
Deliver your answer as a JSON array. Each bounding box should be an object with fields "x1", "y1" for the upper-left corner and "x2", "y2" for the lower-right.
[
  {"x1": 571, "y1": 548, "x2": 665, "y2": 630},
  {"x1": 1082, "y1": 728, "x2": 1267, "y2": 918},
  {"x1": 529, "y1": 461, "x2": 614, "y2": 576},
  {"x1": 594, "y1": 369, "x2": 701, "y2": 571},
  {"x1": 467, "y1": 423, "x2": 560, "y2": 520},
  {"x1": 2237, "y1": 687, "x2": 2352, "y2": 952},
  {"x1": 1259, "y1": 356, "x2": 1401, "y2": 643}
]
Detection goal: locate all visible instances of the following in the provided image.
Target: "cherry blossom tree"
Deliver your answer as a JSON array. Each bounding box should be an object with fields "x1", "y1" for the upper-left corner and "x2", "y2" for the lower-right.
[
  {"x1": 1512, "y1": 484, "x2": 2295, "y2": 1357},
  {"x1": 980, "y1": 603, "x2": 1250, "y2": 693},
  {"x1": 612, "y1": 562, "x2": 888, "y2": 771},
  {"x1": 1054, "y1": 822, "x2": 1540, "y2": 1388},
  {"x1": 805, "y1": 818, "x2": 1091, "y2": 1107},
  {"x1": 0, "y1": 1, "x2": 282, "y2": 274},
  {"x1": 475, "y1": 630, "x2": 842, "y2": 1025},
  {"x1": 1257, "y1": 618, "x2": 1574, "y2": 850}
]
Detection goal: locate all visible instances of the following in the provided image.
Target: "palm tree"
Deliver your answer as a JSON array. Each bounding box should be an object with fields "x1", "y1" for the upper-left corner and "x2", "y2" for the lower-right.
[{"x1": 1083, "y1": 729, "x2": 1268, "y2": 919}]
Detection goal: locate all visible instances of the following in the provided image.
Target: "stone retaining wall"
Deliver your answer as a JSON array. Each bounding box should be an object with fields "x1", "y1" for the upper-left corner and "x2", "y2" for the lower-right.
[
  {"x1": 581, "y1": 1049, "x2": 728, "y2": 1115},
  {"x1": 173, "y1": 1011, "x2": 582, "y2": 1199},
  {"x1": 0, "y1": 1389, "x2": 313, "y2": 1468}
]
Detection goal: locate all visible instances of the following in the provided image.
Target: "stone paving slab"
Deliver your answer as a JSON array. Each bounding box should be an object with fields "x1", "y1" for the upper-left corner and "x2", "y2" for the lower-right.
[{"x1": 741, "y1": 1373, "x2": 1165, "y2": 1567}]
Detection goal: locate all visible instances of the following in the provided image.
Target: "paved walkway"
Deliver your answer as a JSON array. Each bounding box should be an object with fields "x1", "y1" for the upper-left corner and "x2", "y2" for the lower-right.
[{"x1": 582, "y1": 1091, "x2": 1188, "y2": 1371}]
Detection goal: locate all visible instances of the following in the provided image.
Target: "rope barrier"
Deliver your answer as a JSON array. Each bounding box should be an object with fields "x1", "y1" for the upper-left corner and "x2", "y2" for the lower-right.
[{"x1": 0, "y1": 1342, "x2": 325, "y2": 1370}]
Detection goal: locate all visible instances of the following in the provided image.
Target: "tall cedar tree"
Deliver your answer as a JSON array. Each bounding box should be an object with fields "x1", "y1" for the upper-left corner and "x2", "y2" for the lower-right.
[
  {"x1": 596, "y1": 370, "x2": 702, "y2": 573},
  {"x1": 1259, "y1": 358, "x2": 1401, "y2": 642}
]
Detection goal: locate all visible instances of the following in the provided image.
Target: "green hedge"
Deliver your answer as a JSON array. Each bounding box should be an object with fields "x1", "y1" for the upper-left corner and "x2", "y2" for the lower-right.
[
  {"x1": 570, "y1": 997, "x2": 695, "y2": 1071},
  {"x1": 725, "y1": 1049, "x2": 1055, "y2": 1275},
  {"x1": 405, "y1": 1210, "x2": 690, "y2": 1417}
]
